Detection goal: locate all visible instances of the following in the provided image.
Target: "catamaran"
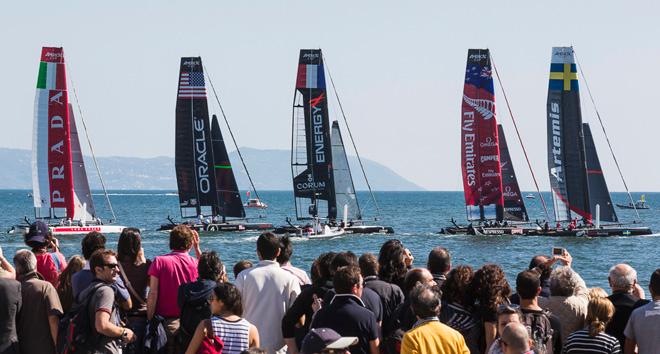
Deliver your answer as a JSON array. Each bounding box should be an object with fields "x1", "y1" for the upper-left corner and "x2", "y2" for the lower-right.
[
  {"x1": 441, "y1": 49, "x2": 539, "y2": 236},
  {"x1": 544, "y1": 47, "x2": 651, "y2": 236},
  {"x1": 11, "y1": 47, "x2": 125, "y2": 236},
  {"x1": 274, "y1": 49, "x2": 393, "y2": 238},
  {"x1": 159, "y1": 57, "x2": 272, "y2": 232}
]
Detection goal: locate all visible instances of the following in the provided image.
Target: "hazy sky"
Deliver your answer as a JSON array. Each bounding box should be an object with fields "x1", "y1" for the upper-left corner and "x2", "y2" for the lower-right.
[{"x1": 1, "y1": 1, "x2": 658, "y2": 191}]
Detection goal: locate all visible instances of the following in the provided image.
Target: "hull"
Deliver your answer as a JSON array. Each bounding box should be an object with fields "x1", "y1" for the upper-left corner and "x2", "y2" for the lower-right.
[
  {"x1": 616, "y1": 204, "x2": 650, "y2": 210},
  {"x1": 51, "y1": 225, "x2": 126, "y2": 236},
  {"x1": 158, "y1": 221, "x2": 273, "y2": 232},
  {"x1": 439, "y1": 223, "x2": 652, "y2": 237},
  {"x1": 343, "y1": 225, "x2": 394, "y2": 234}
]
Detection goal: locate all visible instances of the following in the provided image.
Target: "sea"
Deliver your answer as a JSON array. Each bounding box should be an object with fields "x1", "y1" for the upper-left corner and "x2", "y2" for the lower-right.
[{"x1": 0, "y1": 190, "x2": 657, "y2": 290}]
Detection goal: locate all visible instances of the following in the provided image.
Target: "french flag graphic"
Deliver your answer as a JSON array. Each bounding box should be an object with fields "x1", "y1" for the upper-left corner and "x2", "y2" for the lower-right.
[{"x1": 296, "y1": 64, "x2": 325, "y2": 89}]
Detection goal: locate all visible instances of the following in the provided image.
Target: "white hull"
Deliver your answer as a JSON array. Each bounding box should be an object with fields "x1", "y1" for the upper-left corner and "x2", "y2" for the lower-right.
[
  {"x1": 306, "y1": 228, "x2": 346, "y2": 239},
  {"x1": 50, "y1": 225, "x2": 126, "y2": 236}
]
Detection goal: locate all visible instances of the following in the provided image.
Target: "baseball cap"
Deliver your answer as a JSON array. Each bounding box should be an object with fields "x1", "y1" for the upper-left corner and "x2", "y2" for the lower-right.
[
  {"x1": 301, "y1": 328, "x2": 358, "y2": 354},
  {"x1": 25, "y1": 220, "x2": 50, "y2": 244}
]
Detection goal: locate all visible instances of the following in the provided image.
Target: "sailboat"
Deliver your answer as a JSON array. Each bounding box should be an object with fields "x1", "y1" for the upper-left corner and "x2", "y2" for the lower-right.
[
  {"x1": 275, "y1": 49, "x2": 392, "y2": 238},
  {"x1": 441, "y1": 49, "x2": 537, "y2": 236},
  {"x1": 13, "y1": 47, "x2": 125, "y2": 236},
  {"x1": 545, "y1": 47, "x2": 651, "y2": 236},
  {"x1": 159, "y1": 57, "x2": 272, "y2": 232}
]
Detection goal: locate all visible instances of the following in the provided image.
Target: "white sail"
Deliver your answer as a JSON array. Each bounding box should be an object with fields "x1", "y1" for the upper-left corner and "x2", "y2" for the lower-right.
[
  {"x1": 69, "y1": 104, "x2": 96, "y2": 221},
  {"x1": 331, "y1": 121, "x2": 361, "y2": 221}
]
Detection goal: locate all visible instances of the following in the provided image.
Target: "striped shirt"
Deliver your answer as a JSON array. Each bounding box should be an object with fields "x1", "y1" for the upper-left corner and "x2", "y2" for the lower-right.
[
  {"x1": 563, "y1": 329, "x2": 621, "y2": 354},
  {"x1": 211, "y1": 316, "x2": 251, "y2": 354}
]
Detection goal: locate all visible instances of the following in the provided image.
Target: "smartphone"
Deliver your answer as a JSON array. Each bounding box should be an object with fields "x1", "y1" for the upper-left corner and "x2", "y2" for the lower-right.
[{"x1": 552, "y1": 247, "x2": 564, "y2": 256}]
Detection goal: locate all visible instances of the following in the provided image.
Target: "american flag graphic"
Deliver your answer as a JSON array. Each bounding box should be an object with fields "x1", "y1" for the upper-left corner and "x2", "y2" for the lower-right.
[{"x1": 178, "y1": 72, "x2": 206, "y2": 98}]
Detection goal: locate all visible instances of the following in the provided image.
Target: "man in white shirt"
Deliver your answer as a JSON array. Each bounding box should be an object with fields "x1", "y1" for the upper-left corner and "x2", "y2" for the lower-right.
[{"x1": 235, "y1": 232, "x2": 301, "y2": 354}]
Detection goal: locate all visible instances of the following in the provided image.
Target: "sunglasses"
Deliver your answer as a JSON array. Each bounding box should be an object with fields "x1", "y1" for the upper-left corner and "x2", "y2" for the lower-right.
[
  {"x1": 103, "y1": 263, "x2": 119, "y2": 270},
  {"x1": 496, "y1": 303, "x2": 520, "y2": 314}
]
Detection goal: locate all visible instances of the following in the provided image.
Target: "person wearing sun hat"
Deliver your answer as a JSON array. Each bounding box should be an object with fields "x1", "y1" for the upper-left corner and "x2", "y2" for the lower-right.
[
  {"x1": 301, "y1": 328, "x2": 358, "y2": 354},
  {"x1": 24, "y1": 220, "x2": 67, "y2": 287}
]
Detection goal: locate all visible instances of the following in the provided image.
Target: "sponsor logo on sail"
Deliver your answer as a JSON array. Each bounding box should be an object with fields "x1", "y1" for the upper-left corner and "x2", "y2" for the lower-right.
[
  {"x1": 45, "y1": 51, "x2": 64, "y2": 59},
  {"x1": 480, "y1": 155, "x2": 499, "y2": 163},
  {"x1": 463, "y1": 95, "x2": 495, "y2": 120},
  {"x1": 480, "y1": 137, "x2": 497, "y2": 147},
  {"x1": 296, "y1": 173, "x2": 325, "y2": 191},
  {"x1": 183, "y1": 59, "x2": 201, "y2": 67},
  {"x1": 310, "y1": 94, "x2": 326, "y2": 163},
  {"x1": 482, "y1": 171, "x2": 500, "y2": 178},
  {"x1": 503, "y1": 186, "x2": 518, "y2": 198},
  {"x1": 549, "y1": 101, "x2": 563, "y2": 182},
  {"x1": 193, "y1": 117, "x2": 211, "y2": 194},
  {"x1": 302, "y1": 52, "x2": 321, "y2": 60},
  {"x1": 468, "y1": 53, "x2": 488, "y2": 61},
  {"x1": 463, "y1": 112, "x2": 476, "y2": 186}
]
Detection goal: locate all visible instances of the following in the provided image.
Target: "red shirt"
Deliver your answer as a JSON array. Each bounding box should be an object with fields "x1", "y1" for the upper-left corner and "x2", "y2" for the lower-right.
[
  {"x1": 148, "y1": 250, "x2": 198, "y2": 317},
  {"x1": 35, "y1": 251, "x2": 67, "y2": 287}
]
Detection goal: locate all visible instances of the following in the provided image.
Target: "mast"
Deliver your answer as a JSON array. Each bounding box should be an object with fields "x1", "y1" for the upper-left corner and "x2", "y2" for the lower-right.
[
  {"x1": 331, "y1": 121, "x2": 361, "y2": 221},
  {"x1": 547, "y1": 47, "x2": 591, "y2": 222},
  {"x1": 461, "y1": 49, "x2": 504, "y2": 222},
  {"x1": 497, "y1": 125, "x2": 529, "y2": 222},
  {"x1": 175, "y1": 57, "x2": 218, "y2": 218},
  {"x1": 210, "y1": 114, "x2": 245, "y2": 220},
  {"x1": 32, "y1": 47, "x2": 75, "y2": 220},
  {"x1": 291, "y1": 49, "x2": 336, "y2": 220}
]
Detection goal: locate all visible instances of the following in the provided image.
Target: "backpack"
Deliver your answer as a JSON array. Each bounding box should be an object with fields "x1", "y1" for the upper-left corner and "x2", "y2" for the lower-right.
[
  {"x1": 520, "y1": 309, "x2": 554, "y2": 354},
  {"x1": 57, "y1": 282, "x2": 109, "y2": 354},
  {"x1": 177, "y1": 289, "x2": 213, "y2": 350}
]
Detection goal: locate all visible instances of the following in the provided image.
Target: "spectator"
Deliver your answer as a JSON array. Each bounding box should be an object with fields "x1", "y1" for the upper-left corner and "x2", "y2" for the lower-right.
[
  {"x1": 24, "y1": 220, "x2": 67, "y2": 286},
  {"x1": 470, "y1": 264, "x2": 512, "y2": 350},
  {"x1": 427, "y1": 247, "x2": 451, "y2": 287},
  {"x1": 147, "y1": 225, "x2": 201, "y2": 353},
  {"x1": 117, "y1": 228, "x2": 151, "y2": 354},
  {"x1": 56, "y1": 255, "x2": 85, "y2": 313},
  {"x1": 72, "y1": 231, "x2": 132, "y2": 314},
  {"x1": 283, "y1": 252, "x2": 336, "y2": 352},
  {"x1": 359, "y1": 252, "x2": 404, "y2": 338},
  {"x1": 0, "y1": 245, "x2": 16, "y2": 279},
  {"x1": 624, "y1": 268, "x2": 660, "y2": 354},
  {"x1": 510, "y1": 255, "x2": 555, "y2": 304},
  {"x1": 235, "y1": 232, "x2": 300, "y2": 354},
  {"x1": 487, "y1": 304, "x2": 523, "y2": 354},
  {"x1": 300, "y1": 328, "x2": 357, "y2": 354},
  {"x1": 240, "y1": 349, "x2": 266, "y2": 354},
  {"x1": 81, "y1": 249, "x2": 136, "y2": 353},
  {"x1": 606, "y1": 264, "x2": 647, "y2": 347},
  {"x1": 178, "y1": 251, "x2": 227, "y2": 351},
  {"x1": 0, "y1": 274, "x2": 21, "y2": 354},
  {"x1": 440, "y1": 265, "x2": 482, "y2": 353},
  {"x1": 378, "y1": 239, "x2": 408, "y2": 288},
  {"x1": 278, "y1": 236, "x2": 311, "y2": 286},
  {"x1": 233, "y1": 260, "x2": 253, "y2": 280},
  {"x1": 589, "y1": 287, "x2": 610, "y2": 300},
  {"x1": 185, "y1": 283, "x2": 259, "y2": 354},
  {"x1": 400, "y1": 283, "x2": 469, "y2": 354},
  {"x1": 323, "y1": 252, "x2": 383, "y2": 327},
  {"x1": 500, "y1": 323, "x2": 532, "y2": 354},
  {"x1": 310, "y1": 265, "x2": 379, "y2": 354},
  {"x1": 538, "y1": 252, "x2": 588, "y2": 346},
  {"x1": 515, "y1": 270, "x2": 561, "y2": 354},
  {"x1": 564, "y1": 296, "x2": 621, "y2": 354},
  {"x1": 14, "y1": 249, "x2": 63, "y2": 354}
]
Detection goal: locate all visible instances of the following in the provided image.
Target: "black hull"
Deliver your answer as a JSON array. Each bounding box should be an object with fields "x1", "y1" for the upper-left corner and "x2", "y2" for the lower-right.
[
  {"x1": 439, "y1": 223, "x2": 652, "y2": 237},
  {"x1": 616, "y1": 204, "x2": 650, "y2": 210},
  {"x1": 158, "y1": 221, "x2": 273, "y2": 232}
]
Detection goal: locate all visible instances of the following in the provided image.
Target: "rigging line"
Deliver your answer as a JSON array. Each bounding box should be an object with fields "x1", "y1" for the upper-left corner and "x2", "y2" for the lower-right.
[
  {"x1": 66, "y1": 58, "x2": 118, "y2": 223},
  {"x1": 204, "y1": 64, "x2": 261, "y2": 202},
  {"x1": 490, "y1": 52, "x2": 551, "y2": 222},
  {"x1": 573, "y1": 50, "x2": 640, "y2": 221},
  {"x1": 323, "y1": 54, "x2": 382, "y2": 220}
]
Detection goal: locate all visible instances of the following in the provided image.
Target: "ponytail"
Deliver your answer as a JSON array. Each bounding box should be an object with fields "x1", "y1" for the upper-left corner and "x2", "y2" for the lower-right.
[
  {"x1": 586, "y1": 297, "x2": 614, "y2": 336},
  {"x1": 589, "y1": 320, "x2": 606, "y2": 336}
]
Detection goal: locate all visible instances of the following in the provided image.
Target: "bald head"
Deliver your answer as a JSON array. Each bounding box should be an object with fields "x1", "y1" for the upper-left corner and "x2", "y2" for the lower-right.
[
  {"x1": 609, "y1": 264, "x2": 637, "y2": 292},
  {"x1": 501, "y1": 322, "x2": 531, "y2": 354}
]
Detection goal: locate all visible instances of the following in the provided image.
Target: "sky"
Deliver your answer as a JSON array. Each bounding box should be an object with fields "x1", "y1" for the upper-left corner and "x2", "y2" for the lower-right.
[{"x1": 1, "y1": 1, "x2": 658, "y2": 191}]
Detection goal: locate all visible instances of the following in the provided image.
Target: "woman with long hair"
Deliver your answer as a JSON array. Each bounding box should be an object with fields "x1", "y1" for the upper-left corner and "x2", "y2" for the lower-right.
[
  {"x1": 563, "y1": 296, "x2": 621, "y2": 353},
  {"x1": 186, "y1": 283, "x2": 259, "y2": 354},
  {"x1": 378, "y1": 239, "x2": 409, "y2": 288},
  {"x1": 470, "y1": 264, "x2": 512, "y2": 350},
  {"x1": 441, "y1": 265, "x2": 482, "y2": 353},
  {"x1": 56, "y1": 255, "x2": 85, "y2": 313}
]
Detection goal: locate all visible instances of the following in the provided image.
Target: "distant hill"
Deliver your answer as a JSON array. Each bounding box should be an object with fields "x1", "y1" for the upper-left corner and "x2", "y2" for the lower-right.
[{"x1": 0, "y1": 147, "x2": 423, "y2": 191}]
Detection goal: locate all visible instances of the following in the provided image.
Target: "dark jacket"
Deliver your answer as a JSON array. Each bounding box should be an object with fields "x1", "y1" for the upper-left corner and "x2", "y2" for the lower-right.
[
  {"x1": 0, "y1": 278, "x2": 21, "y2": 354},
  {"x1": 281, "y1": 279, "x2": 333, "y2": 347},
  {"x1": 324, "y1": 286, "x2": 383, "y2": 323},
  {"x1": 364, "y1": 275, "x2": 404, "y2": 337},
  {"x1": 606, "y1": 291, "x2": 649, "y2": 347},
  {"x1": 177, "y1": 279, "x2": 216, "y2": 349}
]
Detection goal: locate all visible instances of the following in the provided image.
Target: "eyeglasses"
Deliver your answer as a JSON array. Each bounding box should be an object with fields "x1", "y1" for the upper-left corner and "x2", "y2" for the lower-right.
[{"x1": 103, "y1": 263, "x2": 119, "y2": 270}]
